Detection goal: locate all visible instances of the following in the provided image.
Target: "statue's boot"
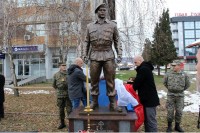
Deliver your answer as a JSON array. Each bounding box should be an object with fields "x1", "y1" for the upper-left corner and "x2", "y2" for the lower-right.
[
  {"x1": 109, "y1": 96, "x2": 122, "y2": 112},
  {"x1": 90, "y1": 95, "x2": 99, "y2": 110}
]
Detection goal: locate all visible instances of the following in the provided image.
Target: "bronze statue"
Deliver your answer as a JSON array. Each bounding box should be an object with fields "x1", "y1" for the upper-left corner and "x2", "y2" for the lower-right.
[{"x1": 82, "y1": 3, "x2": 122, "y2": 112}]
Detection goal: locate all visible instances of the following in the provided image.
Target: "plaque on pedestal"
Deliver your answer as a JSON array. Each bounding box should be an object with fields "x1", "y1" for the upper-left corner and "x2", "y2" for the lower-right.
[{"x1": 68, "y1": 106, "x2": 137, "y2": 132}]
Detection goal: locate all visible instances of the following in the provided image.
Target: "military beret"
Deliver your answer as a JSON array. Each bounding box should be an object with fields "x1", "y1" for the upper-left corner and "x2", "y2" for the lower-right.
[
  {"x1": 58, "y1": 62, "x2": 66, "y2": 66},
  {"x1": 171, "y1": 60, "x2": 181, "y2": 66},
  {"x1": 95, "y1": 3, "x2": 106, "y2": 13}
]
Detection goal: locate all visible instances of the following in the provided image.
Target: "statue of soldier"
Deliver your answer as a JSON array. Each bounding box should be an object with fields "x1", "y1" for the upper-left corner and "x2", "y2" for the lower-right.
[
  {"x1": 163, "y1": 60, "x2": 190, "y2": 132},
  {"x1": 82, "y1": 3, "x2": 122, "y2": 112},
  {"x1": 53, "y1": 62, "x2": 72, "y2": 129}
]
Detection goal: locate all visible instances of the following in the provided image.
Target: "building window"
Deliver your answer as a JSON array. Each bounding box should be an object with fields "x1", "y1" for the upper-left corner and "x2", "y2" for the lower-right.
[
  {"x1": 196, "y1": 30, "x2": 200, "y2": 38},
  {"x1": 184, "y1": 30, "x2": 195, "y2": 38},
  {"x1": 185, "y1": 39, "x2": 196, "y2": 56},
  {"x1": 36, "y1": 24, "x2": 45, "y2": 36},
  {"x1": 185, "y1": 39, "x2": 195, "y2": 47},
  {"x1": 195, "y1": 22, "x2": 200, "y2": 29},
  {"x1": 49, "y1": 0, "x2": 62, "y2": 4},
  {"x1": 17, "y1": 0, "x2": 34, "y2": 7},
  {"x1": 26, "y1": 24, "x2": 46, "y2": 36},
  {"x1": 185, "y1": 48, "x2": 196, "y2": 56},
  {"x1": 17, "y1": 0, "x2": 25, "y2": 7},
  {"x1": 52, "y1": 57, "x2": 60, "y2": 68},
  {"x1": 184, "y1": 22, "x2": 194, "y2": 29}
]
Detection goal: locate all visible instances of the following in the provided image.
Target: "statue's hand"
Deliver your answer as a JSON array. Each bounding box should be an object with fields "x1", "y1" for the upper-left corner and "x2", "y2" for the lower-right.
[
  {"x1": 117, "y1": 55, "x2": 122, "y2": 63},
  {"x1": 83, "y1": 56, "x2": 88, "y2": 64}
]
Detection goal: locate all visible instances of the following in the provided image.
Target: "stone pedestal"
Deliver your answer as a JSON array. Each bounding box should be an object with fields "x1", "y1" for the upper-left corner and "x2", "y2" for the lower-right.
[{"x1": 68, "y1": 106, "x2": 137, "y2": 132}]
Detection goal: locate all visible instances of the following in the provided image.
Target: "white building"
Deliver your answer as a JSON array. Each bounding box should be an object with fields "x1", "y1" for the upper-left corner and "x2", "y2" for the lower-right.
[{"x1": 171, "y1": 16, "x2": 200, "y2": 63}]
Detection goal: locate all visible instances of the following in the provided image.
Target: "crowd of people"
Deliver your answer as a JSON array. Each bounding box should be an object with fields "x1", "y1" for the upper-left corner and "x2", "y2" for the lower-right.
[{"x1": 51, "y1": 54, "x2": 193, "y2": 131}]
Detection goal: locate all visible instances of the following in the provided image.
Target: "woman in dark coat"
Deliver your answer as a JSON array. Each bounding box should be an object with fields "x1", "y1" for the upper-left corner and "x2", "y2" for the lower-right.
[{"x1": 0, "y1": 74, "x2": 5, "y2": 119}]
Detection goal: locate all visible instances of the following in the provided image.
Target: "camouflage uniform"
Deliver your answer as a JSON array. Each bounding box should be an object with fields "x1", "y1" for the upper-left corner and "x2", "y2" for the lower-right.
[
  {"x1": 163, "y1": 70, "x2": 190, "y2": 123},
  {"x1": 53, "y1": 71, "x2": 72, "y2": 120}
]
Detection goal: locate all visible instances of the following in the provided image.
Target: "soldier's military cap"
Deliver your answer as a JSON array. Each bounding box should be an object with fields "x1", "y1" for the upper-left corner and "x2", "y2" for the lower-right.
[
  {"x1": 95, "y1": 3, "x2": 106, "y2": 13},
  {"x1": 171, "y1": 60, "x2": 181, "y2": 66},
  {"x1": 58, "y1": 62, "x2": 66, "y2": 66}
]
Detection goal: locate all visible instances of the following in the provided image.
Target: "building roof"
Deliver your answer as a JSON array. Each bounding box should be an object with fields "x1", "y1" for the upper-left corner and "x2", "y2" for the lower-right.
[{"x1": 171, "y1": 16, "x2": 200, "y2": 22}]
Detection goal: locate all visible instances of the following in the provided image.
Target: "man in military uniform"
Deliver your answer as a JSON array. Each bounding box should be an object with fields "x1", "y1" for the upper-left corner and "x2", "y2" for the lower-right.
[
  {"x1": 163, "y1": 60, "x2": 190, "y2": 132},
  {"x1": 82, "y1": 3, "x2": 122, "y2": 111},
  {"x1": 53, "y1": 62, "x2": 72, "y2": 129}
]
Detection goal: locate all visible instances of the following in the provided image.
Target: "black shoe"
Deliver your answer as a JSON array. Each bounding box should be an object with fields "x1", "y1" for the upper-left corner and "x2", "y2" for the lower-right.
[
  {"x1": 166, "y1": 126, "x2": 172, "y2": 132},
  {"x1": 166, "y1": 122, "x2": 172, "y2": 132},
  {"x1": 175, "y1": 123, "x2": 184, "y2": 132},
  {"x1": 57, "y1": 124, "x2": 66, "y2": 129},
  {"x1": 58, "y1": 119, "x2": 66, "y2": 129},
  {"x1": 0, "y1": 115, "x2": 4, "y2": 118}
]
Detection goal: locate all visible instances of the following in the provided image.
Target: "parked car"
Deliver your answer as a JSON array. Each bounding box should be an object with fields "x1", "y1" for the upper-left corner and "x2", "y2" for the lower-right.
[{"x1": 118, "y1": 66, "x2": 130, "y2": 70}]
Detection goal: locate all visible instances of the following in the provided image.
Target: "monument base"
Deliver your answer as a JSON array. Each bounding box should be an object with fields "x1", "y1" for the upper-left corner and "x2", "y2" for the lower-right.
[{"x1": 68, "y1": 106, "x2": 137, "y2": 132}]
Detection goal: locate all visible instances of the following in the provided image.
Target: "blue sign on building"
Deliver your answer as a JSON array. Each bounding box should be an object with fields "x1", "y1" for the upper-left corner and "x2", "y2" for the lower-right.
[
  {"x1": 0, "y1": 53, "x2": 5, "y2": 59},
  {"x1": 12, "y1": 46, "x2": 38, "y2": 52}
]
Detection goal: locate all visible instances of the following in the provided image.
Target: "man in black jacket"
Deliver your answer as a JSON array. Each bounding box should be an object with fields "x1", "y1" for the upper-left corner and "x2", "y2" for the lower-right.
[
  {"x1": 133, "y1": 56, "x2": 160, "y2": 132},
  {"x1": 68, "y1": 58, "x2": 87, "y2": 109},
  {"x1": 0, "y1": 74, "x2": 5, "y2": 121}
]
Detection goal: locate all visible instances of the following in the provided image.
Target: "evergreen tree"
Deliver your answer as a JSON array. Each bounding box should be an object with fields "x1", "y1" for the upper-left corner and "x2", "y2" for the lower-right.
[
  {"x1": 142, "y1": 38, "x2": 152, "y2": 61},
  {"x1": 151, "y1": 9, "x2": 177, "y2": 75}
]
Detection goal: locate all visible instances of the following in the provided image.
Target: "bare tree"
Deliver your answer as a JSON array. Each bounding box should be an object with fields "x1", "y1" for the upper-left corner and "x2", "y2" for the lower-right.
[
  {"x1": 45, "y1": 0, "x2": 91, "y2": 61},
  {"x1": 116, "y1": 0, "x2": 166, "y2": 58},
  {"x1": 2, "y1": 1, "x2": 30, "y2": 96},
  {"x1": 0, "y1": 0, "x2": 93, "y2": 95},
  {"x1": 103, "y1": 0, "x2": 116, "y2": 20}
]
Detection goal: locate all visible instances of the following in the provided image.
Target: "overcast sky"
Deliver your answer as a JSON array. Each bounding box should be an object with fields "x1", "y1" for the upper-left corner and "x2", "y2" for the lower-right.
[{"x1": 166, "y1": 0, "x2": 200, "y2": 17}]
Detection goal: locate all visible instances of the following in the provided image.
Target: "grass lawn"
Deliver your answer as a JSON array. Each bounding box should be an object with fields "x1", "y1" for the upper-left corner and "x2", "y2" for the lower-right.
[{"x1": 0, "y1": 70, "x2": 199, "y2": 132}]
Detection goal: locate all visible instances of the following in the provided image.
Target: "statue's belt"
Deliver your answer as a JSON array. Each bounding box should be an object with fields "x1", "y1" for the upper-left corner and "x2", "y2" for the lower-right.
[{"x1": 91, "y1": 45, "x2": 112, "y2": 51}]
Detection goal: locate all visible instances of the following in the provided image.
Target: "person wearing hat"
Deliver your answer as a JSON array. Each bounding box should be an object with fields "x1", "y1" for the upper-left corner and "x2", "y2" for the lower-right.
[
  {"x1": 163, "y1": 60, "x2": 190, "y2": 132},
  {"x1": 81, "y1": 3, "x2": 122, "y2": 112},
  {"x1": 52, "y1": 62, "x2": 72, "y2": 129}
]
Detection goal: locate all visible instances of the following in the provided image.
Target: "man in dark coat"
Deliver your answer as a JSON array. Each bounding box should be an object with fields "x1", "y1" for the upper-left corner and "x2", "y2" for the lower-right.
[
  {"x1": 0, "y1": 74, "x2": 5, "y2": 120},
  {"x1": 133, "y1": 56, "x2": 160, "y2": 132},
  {"x1": 68, "y1": 58, "x2": 87, "y2": 109}
]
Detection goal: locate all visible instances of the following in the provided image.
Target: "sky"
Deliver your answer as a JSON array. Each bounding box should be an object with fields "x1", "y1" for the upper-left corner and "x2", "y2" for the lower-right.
[{"x1": 166, "y1": 0, "x2": 200, "y2": 17}]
